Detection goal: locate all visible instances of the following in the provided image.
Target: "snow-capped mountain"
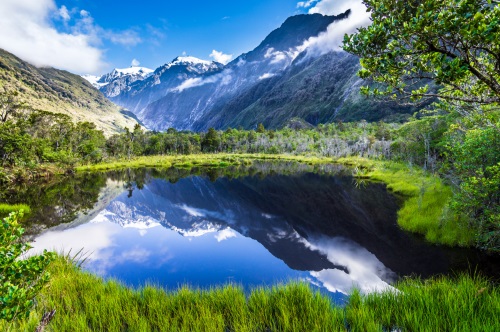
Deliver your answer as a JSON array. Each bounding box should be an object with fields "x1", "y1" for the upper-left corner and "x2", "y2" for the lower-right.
[
  {"x1": 88, "y1": 11, "x2": 422, "y2": 131},
  {"x1": 82, "y1": 66, "x2": 154, "y2": 97},
  {"x1": 99, "y1": 67, "x2": 154, "y2": 83},
  {"x1": 83, "y1": 67, "x2": 153, "y2": 88}
]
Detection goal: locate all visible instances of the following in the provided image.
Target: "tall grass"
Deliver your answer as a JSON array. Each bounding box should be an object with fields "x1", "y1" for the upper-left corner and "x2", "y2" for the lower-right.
[
  {"x1": 0, "y1": 203, "x2": 30, "y2": 217},
  {"x1": 347, "y1": 274, "x2": 500, "y2": 331},
  {"x1": 2, "y1": 256, "x2": 497, "y2": 331}
]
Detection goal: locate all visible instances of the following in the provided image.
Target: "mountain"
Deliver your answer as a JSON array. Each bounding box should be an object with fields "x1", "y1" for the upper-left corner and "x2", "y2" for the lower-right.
[
  {"x1": 94, "y1": 11, "x2": 420, "y2": 131},
  {"x1": 86, "y1": 57, "x2": 224, "y2": 117},
  {"x1": 0, "y1": 48, "x2": 139, "y2": 135}
]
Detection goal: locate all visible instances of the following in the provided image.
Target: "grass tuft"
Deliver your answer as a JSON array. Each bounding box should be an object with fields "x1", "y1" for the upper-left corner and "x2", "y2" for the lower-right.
[{"x1": 2, "y1": 257, "x2": 497, "y2": 331}]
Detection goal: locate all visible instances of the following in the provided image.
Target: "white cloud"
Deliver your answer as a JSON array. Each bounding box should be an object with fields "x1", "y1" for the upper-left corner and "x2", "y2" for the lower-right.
[
  {"x1": 297, "y1": 0, "x2": 319, "y2": 8},
  {"x1": 258, "y1": 73, "x2": 275, "y2": 80},
  {"x1": 73, "y1": 9, "x2": 142, "y2": 48},
  {"x1": 209, "y1": 50, "x2": 233, "y2": 65},
  {"x1": 215, "y1": 228, "x2": 237, "y2": 242},
  {"x1": 0, "y1": 0, "x2": 105, "y2": 74},
  {"x1": 59, "y1": 5, "x2": 70, "y2": 21},
  {"x1": 131, "y1": 58, "x2": 140, "y2": 67},
  {"x1": 300, "y1": 0, "x2": 371, "y2": 55},
  {"x1": 0, "y1": 0, "x2": 143, "y2": 75},
  {"x1": 171, "y1": 70, "x2": 233, "y2": 93}
]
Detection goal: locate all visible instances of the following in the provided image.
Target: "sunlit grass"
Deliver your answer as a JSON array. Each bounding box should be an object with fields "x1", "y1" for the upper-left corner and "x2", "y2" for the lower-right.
[
  {"x1": 74, "y1": 154, "x2": 332, "y2": 172},
  {"x1": 0, "y1": 203, "x2": 30, "y2": 218},
  {"x1": 337, "y1": 157, "x2": 474, "y2": 246},
  {"x1": 2, "y1": 256, "x2": 497, "y2": 331}
]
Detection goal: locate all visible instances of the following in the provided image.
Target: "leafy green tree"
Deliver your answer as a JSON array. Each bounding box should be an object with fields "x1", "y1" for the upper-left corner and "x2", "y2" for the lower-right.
[
  {"x1": 0, "y1": 211, "x2": 55, "y2": 322},
  {"x1": 201, "y1": 128, "x2": 220, "y2": 152},
  {"x1": 448, "y1": 126, "x2": 500, "y2": 251},
  {"x1": 343, "y1": 0, "x2": 500, "y2": 105},
  {"x1": 257, "y1": 123, "x2": 266, "y2": 133}
]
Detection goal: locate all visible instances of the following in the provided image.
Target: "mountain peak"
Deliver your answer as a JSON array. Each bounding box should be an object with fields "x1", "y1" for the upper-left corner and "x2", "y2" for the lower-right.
[{"x1": 171, "y1": 56, "x2": 214, "y2": 66}]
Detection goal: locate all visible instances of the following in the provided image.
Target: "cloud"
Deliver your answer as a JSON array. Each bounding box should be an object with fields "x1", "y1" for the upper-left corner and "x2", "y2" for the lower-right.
[
  {"x1": 209, "y1": 50, "x2": 233, "y2": 65},
  {"x1": 297, "y1": 0, "x2": 319, "y2": 8},
  {"x1": 258, "y1": 73, "x2": 275, "y2": 80},
  {"x1": 59, "y1": 5, "x2": 70, "y2": 21},
  {"x1": 0, "y1": 0, "x2": 143, "y2": 74},
  {"x1": 131, "y1": 58, "x2": 140, "y2": 67},
  {"x1": 215, "y1": 228, "x2": 238, "y2": 242},
  {"x1": 295, "y1": 0, "x2": 371, "y2": 56},
  {"x1": 0, "y1": 0, "x2": 105, "y2": 74},
  {"x1": 73, "y1": 9, "x2": 142, "y2": 48},
  {"x1": 171, "y1": 70, "x2": 233, "y2": 93}
]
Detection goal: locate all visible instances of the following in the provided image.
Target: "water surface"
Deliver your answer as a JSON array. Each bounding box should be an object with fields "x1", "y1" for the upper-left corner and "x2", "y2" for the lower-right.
[{"x1": 15, "y1": 163, "x2": 497, "y2": 299}]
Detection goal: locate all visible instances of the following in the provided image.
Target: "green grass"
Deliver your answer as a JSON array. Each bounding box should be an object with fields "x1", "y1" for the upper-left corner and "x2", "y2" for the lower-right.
[
  {"x1": 345, "y1": 274, "x2": 499, "y2": 331},
  {"x1": 2, "y1": 256, "x2": 498, "y2": 331},
  {"x1": 337, "y1": 157, "x2": 474, "y2": 246},
  {"x1": 75, "y1": 154, "x2": 332, "y2": 172},
  {"x1": 0, "y1": 203, "x2": 30, "y2": 217}
]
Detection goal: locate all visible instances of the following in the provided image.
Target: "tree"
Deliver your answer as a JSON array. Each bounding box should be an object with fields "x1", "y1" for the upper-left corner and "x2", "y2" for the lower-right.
[
  {"x1": 0, "y1": 211, "x2": 55, "y2": 322},
  {"x1": 343, "y1": 0, "x2": 500, "y2": 106},
  {"x1": 201, "y1": 128, "x2": 220, "y2": 152},
  {"x1": 447, "y1": 126, "x2": 500, "y2": 251},
  {"x1": 257, "y1": 123, "x2": 266, "y2": 133},
  {"x1": 0, "y1": 91, "x2": 32, "y2": 123}
]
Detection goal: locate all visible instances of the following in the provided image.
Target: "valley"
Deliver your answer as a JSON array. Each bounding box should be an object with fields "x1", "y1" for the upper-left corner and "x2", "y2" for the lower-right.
[{"x1": 1, "y1": 1, "x2": 499, "y2": 331}]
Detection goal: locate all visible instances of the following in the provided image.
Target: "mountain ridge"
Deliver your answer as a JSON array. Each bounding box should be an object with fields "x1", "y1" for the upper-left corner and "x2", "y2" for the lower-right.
[
  {"x1": 0, "y1": 48, "x2": 139, "y2": 135},
  {"x1": 86, "y1": 11, "x2": 420, "y2": 131}
]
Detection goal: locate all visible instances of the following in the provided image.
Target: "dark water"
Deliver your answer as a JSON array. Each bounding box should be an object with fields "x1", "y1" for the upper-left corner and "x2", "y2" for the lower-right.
[{"x1": 10, "y1": 163, "x2": 497, "y2": 300}]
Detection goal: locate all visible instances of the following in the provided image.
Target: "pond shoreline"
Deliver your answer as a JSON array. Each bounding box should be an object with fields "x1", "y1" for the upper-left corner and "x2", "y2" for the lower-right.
[
  {"x1": 76, "y1": 153, "x2": 472, "y2": 247},
  {"x1": 2, "y1": 256, "x2": 498, "y2": 331}
]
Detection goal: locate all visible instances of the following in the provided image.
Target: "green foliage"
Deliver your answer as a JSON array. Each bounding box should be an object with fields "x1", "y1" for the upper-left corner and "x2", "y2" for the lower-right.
[
  {"x1": 346, "y1": 274, "x2": 499, "y2": 331},
  {"x1": 343, "y1": 0, "x2": 500, "y2": 105},
  {"x1": 448, "y1": 125, "x2": 500, "y2": 251},
  {"x1": 0, "y1": 204, "x2": 30, "y2": 218},
  {"x1": 340, "y1": 157, "x2": 473, "y2": 246},
  {"x1": 201, "y1": 127, "x2": 221, "y2": 152},
  {"x1": 256, "y1": 123, "x2": 266, "y2": 133},
  {"x1": 2, "y1": 256, "x2": 497, "y2": 331},
  {"x1": 0, "y1": 211, "x2": 54, "y2": 322}
]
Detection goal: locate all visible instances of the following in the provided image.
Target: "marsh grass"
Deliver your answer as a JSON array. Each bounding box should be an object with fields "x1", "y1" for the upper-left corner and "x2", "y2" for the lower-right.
[
  {"x1": 0, "y1": 203, "x2": 30, "y2": 218},
  {"x1": 74, "y1": 154, "x2": 332, "y2": 172},
  {"x1": 2, "y1": 257, "x2": 497, "y2": 331},
  {"x1": 346, "y1": 274, "x2": 500, "y2": 331},
  {"x1": 337, "y1": 157, "x2": 474, "y2": 246}
]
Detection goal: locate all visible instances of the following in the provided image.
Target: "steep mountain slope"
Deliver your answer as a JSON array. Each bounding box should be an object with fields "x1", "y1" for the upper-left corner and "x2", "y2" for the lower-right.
[
  {"x1": 91, "y1": 57, "x2": 224, "y2": 116},
  {"x1": 0, "y1": 48, "x2": 139, "y2": 135},
  {"x1": 93, "y1": 11, "x2": 420, "y2": 131},
  {"x1": 136, "y1": 12, "x2": 351, "y2": 131}
]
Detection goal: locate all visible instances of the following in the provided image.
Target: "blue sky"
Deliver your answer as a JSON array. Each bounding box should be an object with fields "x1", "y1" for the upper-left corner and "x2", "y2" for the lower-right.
[
  {"x1": 54, "y1": 0, "x2": 304, "y2": 71},
  {"x1": 0, "y1": 0, "x2": 363, "y2": 74}
]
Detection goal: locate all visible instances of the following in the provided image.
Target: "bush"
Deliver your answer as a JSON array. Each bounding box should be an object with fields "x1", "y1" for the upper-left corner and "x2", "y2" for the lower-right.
[{"x1": 0, "y1": 211, "x2": 55, "y2": 322}]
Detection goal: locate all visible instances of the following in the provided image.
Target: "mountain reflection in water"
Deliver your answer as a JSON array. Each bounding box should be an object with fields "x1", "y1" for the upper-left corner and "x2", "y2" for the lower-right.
[{"x1": 29, "y1": 166, "x2": 498, "y2": 298}]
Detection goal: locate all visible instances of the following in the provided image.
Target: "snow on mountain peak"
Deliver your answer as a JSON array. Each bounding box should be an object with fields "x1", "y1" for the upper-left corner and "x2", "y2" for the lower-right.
[
  {"x1": 172, "y1": 56, "x2": 213, "y2": 66},
  {"x1": 110, "y1": 66, "x2": 154, "y2": 78}
]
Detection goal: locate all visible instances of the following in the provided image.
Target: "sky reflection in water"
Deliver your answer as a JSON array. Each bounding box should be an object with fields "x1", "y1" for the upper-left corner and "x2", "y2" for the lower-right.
[{"x1": 31, "y1": 172, "x2": 410, "y2": 301}]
